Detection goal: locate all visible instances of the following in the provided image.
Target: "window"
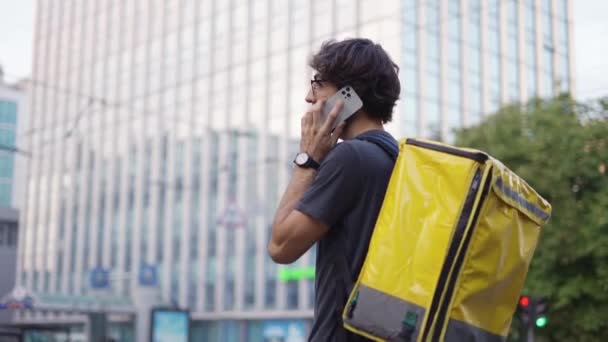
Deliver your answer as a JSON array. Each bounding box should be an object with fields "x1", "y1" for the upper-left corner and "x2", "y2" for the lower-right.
[
  {"x1": 556, "y1": 0, "x2": 568, "y2": 20},
  {"x1": 508, "y1": 60, "x2": 520, "y2": 101},
  {"x1": 558, "y1": 20, "x2": 569, "y2": 51},
  {"x1": 404, "y1": 31, "x2": 416, "y2": 53},
  {"x1": 425, "y1": 0, "x2": 439, "y2": 33},
  {"x1": 543, "y1": 10, "x2": 553, "y2": 42},
  {"x1": 425, "y1": 74, "x2": 439, "y2": 101},
  {"x1": 8, "y1": 225, "x2": 16, "y2": 246},
  {"x1": 425, "y1": 101, "x2": 440, "y2": 139},
  {"x1": 292, "y1": 9, "x2": 309, "y2": 46},
  {"x1": 468, "y1": 22, "x2": 481, "y2": 47},
  {"x1": 426, "y1": 33, "x2": 440, "y2": 63},
  {"x1": 224, "y1": 279, "x2": 235, "y2": 311},
  {"x1": 489, "y1": 55, "x2": 500, "y2": 81},
  {"x1": 506, "y1": 0, "x2": 517, "y2": 25},
  {"x1": 544, "y1": 72, "x2": 554, "y2": 97},
  {"x1": 0, "y1": 155, "x2": 14, "y2": 178},
  {"x1": 469, "y1": 47, "x2": 481, "y2": 74},
  {"x1": 448, "y1": 39, "x2": 460, "y2": 67},
  {"x1": 336, "y1": 0, "x2": 356, "y2": 32},
  {"x1": 244, "y1": 251, "x2": 255, "y2": 309},
  {"x1": 488, "y1": 0, "x2": 500, "y2": 30},
  {"x1": 488, "y1": 29, "x2": 500, "y2": 54},
  {"x1": 448, "y1": 81, "x2": 461, "y2": 107},
  {"x1": 448, "y1": 0, "x2": 461, "y2": 15},
  {"x1": 446, "y1": 105, "x2": 462, "y2": 142},
  {"x1": 402, "y1": 95, "x2": 418, "y2": 137},
  {"x1": 544, "y1": 49, "x2": 554, "y2": 74},
  {"x1": 508, "y1": 35, "x2": 518, "y2": 60},
  {"x1": 265, "y1": 277, "x2": 276, "y2": 308},
  {"x1": 205, "y1": 283, "x2": 215, "y2": 311},
  {"x1": 468, "y1": 88, "x2": 482, "y2": 125},
  {"x1": 403, "y1": 0, "x2": 418, "y2": 25},
  {"x1": 528, "y1": 65, "x2": 537, "y2": 97},
  {"x1": 0, "y1": 183, "x2": 11, "y2": 206},
  {"x1": 287, "y1": 281, "x2": 299, "y2": 309},
  {"x1": 560, "y1": 54, "x2": 570, "y2": 91},
  {"x1": 527, "y1": 42, "x2": 537, "y2": 67},
  {"x1": 448, "y1": 65, "x2": 461, "y2": 83},
  {"x1": 525, "y1": 5, "x2": 536, "y2": 41},
  {"x1": 0, "y1": 101, "x2": 17, "y2": 124},
  {"x1": 0, "y1": 128, "x2": 15, "y2": 146},
  {"x1": 403, "y1": 66, "x2": 418, "y2": 95},
  {"x1": 448, "y1": 0, "x2": 460, "y2": 40}
]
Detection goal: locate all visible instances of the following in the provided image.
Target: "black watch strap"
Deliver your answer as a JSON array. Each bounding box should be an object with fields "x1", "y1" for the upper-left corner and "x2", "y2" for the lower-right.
[{"x1": 305, "y1": 157, "x2": 320, "y2": 170}]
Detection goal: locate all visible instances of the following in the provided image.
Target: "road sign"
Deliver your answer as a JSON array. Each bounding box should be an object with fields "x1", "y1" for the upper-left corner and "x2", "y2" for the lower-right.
[
  {"x1": 90, "y1": 267, "x2": 110, "y2": 289},
  {"x1": 139, "y1": 263, "x2": 158, "y2": 287},
  {"x1": 217, "y1": 200, "x2": 247, "y2": 229}
]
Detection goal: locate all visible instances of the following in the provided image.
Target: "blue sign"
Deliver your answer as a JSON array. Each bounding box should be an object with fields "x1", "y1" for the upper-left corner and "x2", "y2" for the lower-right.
[
  {"x1": 150, "y1": 308, "x2": 189, "y2": 342},
  {"x1": 139, "y1": 263, "x2": 158, "y2": 287},
  {"x1": 22, "y1": 296, "x2": 33, "y2": 309},
  {"x1": 263, "y1": 320, "x2": 306, "y2": 342},
  {"x1": 89, "y1": 267, "x2": 110, "y2": 289},
  {"x1": 0, "y1": 296, "x2": 34, "y2": 310}
]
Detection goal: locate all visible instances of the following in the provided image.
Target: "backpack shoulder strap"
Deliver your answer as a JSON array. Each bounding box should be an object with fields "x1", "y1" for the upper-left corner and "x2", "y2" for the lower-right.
[{"x1": 355, "y1": 131, "x2": 399, "y2": 161}]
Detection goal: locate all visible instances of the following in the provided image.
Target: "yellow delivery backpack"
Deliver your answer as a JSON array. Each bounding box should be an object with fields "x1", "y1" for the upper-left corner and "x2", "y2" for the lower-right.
[{"x1": 342, "y1": 137, "x2": 551, "y2": 342}]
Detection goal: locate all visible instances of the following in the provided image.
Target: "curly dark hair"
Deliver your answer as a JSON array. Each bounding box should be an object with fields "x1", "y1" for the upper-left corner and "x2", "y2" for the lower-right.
[{"x1": 309, "y1": 38, "x2": 401, "y2": 123}]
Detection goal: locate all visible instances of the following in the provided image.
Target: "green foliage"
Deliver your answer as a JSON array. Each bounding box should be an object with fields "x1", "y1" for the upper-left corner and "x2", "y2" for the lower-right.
[{"x1": 455, "y1": 94, "x2": 608, "y2": 341}]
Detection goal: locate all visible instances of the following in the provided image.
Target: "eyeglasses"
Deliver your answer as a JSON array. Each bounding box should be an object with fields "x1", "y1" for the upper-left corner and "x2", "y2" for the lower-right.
[{"x1": 310, "y1": 78, "x2": 325, "y2": 95}]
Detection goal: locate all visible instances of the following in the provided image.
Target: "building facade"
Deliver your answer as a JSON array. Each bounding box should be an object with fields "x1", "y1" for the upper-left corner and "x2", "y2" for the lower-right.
[
  {"x1": 0, "y1": 75, "x2": 29, "y2": 209},
  {"x1": 0, "y1": 71, "x2": 28, "y2": 334},
  {"x1": 0, "y1": 208, "x2": 19, "y2": 327},
  {"x1": 17, "y1": 0, "x2": 573, "y2": 340},
  {"x1": 399, "y1": 0, "x2": 574, "y2": 141}
]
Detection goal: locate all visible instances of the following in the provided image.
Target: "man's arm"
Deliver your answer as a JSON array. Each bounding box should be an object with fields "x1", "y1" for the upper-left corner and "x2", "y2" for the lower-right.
[
  {"x1": 268, "y1": 99, "x2": 344, "y2": 264},
  {"x1": 267, "y1": 167, "x2": 329, "y2": 264}
]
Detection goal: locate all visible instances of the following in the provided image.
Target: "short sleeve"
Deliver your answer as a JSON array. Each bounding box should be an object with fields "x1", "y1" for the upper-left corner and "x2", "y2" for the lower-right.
[{"x1": 296, "y1": 142, "x2": 361, "y2": 228}]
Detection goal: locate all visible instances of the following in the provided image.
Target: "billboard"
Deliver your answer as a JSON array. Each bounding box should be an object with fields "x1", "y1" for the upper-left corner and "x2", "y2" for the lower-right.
[{"x1": 150, "y1": 308, "x2": 190, "y2": 342}]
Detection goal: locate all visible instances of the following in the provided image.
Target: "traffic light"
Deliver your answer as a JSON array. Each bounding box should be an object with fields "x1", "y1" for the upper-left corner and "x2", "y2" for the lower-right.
[
  {"x1": 516, "y1": 295, "x2": 533, "y2": 326},
  {"x1": 534, "y1": 296, "x2": 548, "y2": 328},
  {"x1": 516, "y1": 295, "x2": 549, "y2": 329},
  {"x1": 536, "y1": 316, "x2": 548, "y2": 328}
]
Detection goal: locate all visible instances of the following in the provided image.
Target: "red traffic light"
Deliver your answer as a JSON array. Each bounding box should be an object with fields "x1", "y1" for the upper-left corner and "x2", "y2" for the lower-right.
[{"x1": 519, "y1": 296, "x2": 530, "y2": 307}]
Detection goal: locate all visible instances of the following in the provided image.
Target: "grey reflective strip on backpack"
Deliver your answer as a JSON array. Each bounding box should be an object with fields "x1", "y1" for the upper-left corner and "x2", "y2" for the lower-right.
[
  {"x1": 444, "y1": 319, "x2": 506, "y2": 342},
  {"x1": 344, "y1": 284, "x2": 507, "y2": 342},
  {"x1": 343, "y1": 284, "x2": 425, "y2": 341}
]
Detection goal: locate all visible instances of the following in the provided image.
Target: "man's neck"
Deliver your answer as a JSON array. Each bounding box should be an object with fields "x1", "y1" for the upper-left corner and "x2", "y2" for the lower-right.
[{"x1": 341, "y1": 112, "x2": 384, "y2": 140}]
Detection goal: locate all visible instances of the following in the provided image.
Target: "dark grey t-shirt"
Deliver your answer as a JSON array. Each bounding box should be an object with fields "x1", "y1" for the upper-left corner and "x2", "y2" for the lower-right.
[{"x1": 296, "y1": 130, "x2": 397, "y2": 342}]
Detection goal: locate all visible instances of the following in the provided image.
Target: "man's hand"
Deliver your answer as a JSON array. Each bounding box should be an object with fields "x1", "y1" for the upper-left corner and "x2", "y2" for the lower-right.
[{"x1": 300, "y1": 99, "x2": 347, "y2": 163}]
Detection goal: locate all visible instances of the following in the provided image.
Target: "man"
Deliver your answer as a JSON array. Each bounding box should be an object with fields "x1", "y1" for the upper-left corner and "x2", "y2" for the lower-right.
[{"x1": 268, "y1": 38, "x2": 401, "y2": 341}]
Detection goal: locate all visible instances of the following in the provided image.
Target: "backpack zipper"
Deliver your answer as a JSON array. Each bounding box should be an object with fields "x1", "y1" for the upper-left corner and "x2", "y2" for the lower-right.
[
  {"x1": 406, "y1": 139, "x2": 488, "y2": 163},
  {"x1": 419, "y1": 169, "x2": 483, "y2": 341},
  {"x1": 421, "y1": 168, "x2": 494, "y2": 341}
]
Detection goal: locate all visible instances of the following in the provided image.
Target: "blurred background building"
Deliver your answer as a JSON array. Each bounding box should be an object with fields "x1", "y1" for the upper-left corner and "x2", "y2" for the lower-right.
[
  {"x1": 11, "y1": 0, "x2": 573, "y2": 341},
  {"x1": 0, "y1": 67, "x2": 29, "y2": 209},
  {"x1": 0, "y1": 66, "x2": 28, "y2": 336}
]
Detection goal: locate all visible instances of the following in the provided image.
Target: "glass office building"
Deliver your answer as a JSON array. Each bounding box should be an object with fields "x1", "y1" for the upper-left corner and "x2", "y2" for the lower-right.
[
  {"x1": 0, "y1": 99, "x2": 18, "y2": 207},
  {"x1": 16, "y1": 0, "x2": 573, "y2": 340},
  {"x1": 0, "y1": 80, "x2": 28, "y2": 209},
  {"x1": 400, "y1": 0, "x2": 573, "y2": 141}
]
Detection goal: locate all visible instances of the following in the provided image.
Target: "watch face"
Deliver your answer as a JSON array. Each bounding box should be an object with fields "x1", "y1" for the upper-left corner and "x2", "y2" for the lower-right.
[{"x1": 295, "y1": 153, "x2": 309, "y2": 165}]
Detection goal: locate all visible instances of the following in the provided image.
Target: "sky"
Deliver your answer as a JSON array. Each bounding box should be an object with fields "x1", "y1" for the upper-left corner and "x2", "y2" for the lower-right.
[{"x1": 0, "y1": 1, "x2": 607, "y2": 100}]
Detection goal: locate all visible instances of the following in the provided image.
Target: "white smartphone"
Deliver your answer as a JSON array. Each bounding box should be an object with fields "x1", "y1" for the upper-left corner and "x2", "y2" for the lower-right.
[{"x1": 321, "y1": 85, "x2": 363, "y2": 131}]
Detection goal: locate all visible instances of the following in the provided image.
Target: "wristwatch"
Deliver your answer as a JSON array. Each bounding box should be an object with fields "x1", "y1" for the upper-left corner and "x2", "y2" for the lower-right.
[{"x1": 293, "y1": 152, "x2": 320, "y2": 170}]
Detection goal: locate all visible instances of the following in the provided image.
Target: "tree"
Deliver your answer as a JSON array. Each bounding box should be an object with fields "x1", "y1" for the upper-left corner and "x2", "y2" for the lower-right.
[{"x1": 454, "y1": 94, "x2": 608, "y2": 341}]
